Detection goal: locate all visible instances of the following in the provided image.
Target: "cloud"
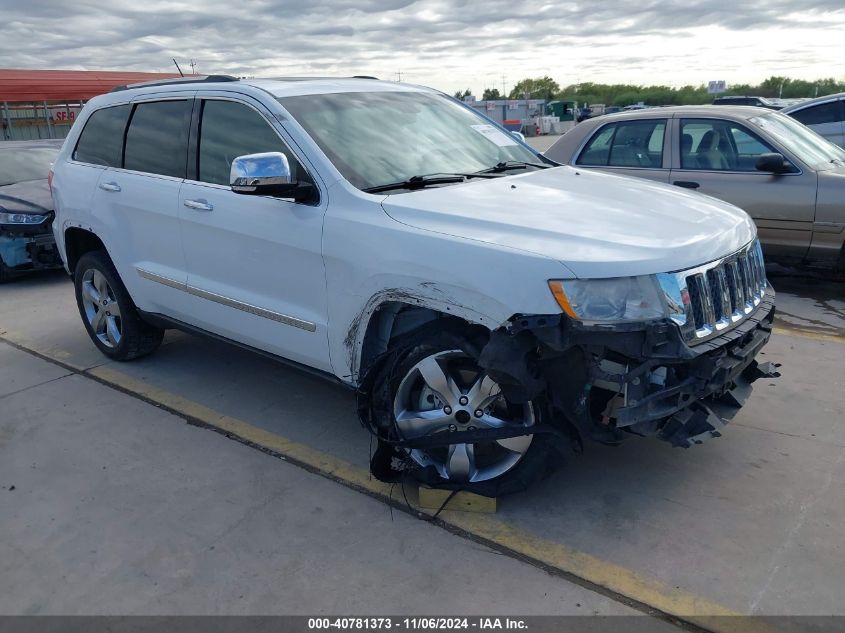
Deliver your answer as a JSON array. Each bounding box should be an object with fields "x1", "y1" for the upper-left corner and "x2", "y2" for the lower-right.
[{"x1": 1, "y1": 0, "x2": 843, "y2": 93}]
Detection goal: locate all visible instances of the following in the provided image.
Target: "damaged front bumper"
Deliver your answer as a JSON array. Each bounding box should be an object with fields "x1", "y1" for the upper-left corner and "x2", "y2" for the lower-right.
[
  {"x1": 480, "y1": 285, "x2": 778, "y2": 450},
  {"x1": 0, "y1": 222, "x2": 62, "y2": 275}
]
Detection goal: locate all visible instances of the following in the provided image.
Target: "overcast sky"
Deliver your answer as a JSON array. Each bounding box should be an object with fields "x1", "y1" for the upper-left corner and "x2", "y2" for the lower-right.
[{"x1": 3, "y1": 0, "x2": 844, "y2": 95}]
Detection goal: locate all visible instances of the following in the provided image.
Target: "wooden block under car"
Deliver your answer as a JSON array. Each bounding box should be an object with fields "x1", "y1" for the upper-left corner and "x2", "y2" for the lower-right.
[{"x1": 417, "y1": 485, "x2": 497, "y2": 514}]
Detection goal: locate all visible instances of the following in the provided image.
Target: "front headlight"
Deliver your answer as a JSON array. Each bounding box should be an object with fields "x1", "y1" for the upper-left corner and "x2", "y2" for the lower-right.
[
  {"x1": 548, "y1": 276, "x2": 667, "y2": 323},
  {"x1": 0, "y1": 211, "x2": 48, "y2": 225}
]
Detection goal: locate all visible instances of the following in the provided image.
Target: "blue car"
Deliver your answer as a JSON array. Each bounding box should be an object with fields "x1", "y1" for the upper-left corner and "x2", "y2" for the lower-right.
[{"x1": 0, "y1": 140, "x2": 64, "y2": 281}]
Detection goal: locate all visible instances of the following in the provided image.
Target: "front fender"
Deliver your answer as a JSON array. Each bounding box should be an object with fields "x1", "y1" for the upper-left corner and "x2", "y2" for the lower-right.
[{"x1": 336, "y1": 277, "x2": 515, "y2": 385}]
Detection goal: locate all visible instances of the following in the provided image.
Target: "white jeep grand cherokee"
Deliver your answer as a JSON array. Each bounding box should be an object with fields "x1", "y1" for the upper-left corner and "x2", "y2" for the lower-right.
[{"x1": 51, "y1": 76, "x2": 777, "y2": 495}]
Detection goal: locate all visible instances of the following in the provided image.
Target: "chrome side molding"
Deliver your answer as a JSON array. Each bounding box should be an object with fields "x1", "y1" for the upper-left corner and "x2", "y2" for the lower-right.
[{"x1": 135, "y1": 268, "x2": 316, "y2": 332}]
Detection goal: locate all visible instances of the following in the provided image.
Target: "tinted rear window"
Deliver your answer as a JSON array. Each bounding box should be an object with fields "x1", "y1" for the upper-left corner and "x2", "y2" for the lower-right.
[
  {"x1": 73, "y1": 105, "x2": 130, "y2": 167},
  {"x1": 790, "y1": 101, "x2": 842, "y2": 126},
  {"x1": 124, "y1": 100, "x2": 189, "y2": 178}
]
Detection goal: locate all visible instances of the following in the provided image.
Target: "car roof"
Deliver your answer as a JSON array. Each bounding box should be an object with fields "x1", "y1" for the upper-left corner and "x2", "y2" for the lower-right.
[
  {"x1": 248, "y1": 77, "x2": 429, "y2": 97},
  {"x1": 103, "y1": 75, "x2": 431, "y2": 101},
  {"x1": 587, "y1": 105, "x2": 774, "y2": 122},
  {"x1": 782, "y1": 92, "x2": 845, "y2": 113}
]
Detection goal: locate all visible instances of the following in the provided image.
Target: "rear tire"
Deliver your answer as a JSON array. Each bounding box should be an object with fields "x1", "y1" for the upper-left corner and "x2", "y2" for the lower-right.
[
  {"x1": 0, "y1": 256, "x2": 10, "y2": 283},
  {"x1": 836, "y1": 243, "x2": 845, "y2": 274},
  {"x1": 74, "y1": 250, "x2": 164, "y2": 360}
]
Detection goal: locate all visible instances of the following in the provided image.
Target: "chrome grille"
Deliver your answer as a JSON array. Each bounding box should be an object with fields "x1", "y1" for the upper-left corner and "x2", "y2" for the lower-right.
[{"x1": 658, "y1": 240, "x2": 767, "y2": 344}]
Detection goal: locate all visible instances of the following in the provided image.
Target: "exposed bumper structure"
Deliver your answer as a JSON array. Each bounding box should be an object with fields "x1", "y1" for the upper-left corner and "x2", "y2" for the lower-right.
[
  {"x1": 479, "y1": 285, "x2": 778, "y2": 450},
  {"x1": 0, "y1": 222, "x2": 62, "y2": 274}
]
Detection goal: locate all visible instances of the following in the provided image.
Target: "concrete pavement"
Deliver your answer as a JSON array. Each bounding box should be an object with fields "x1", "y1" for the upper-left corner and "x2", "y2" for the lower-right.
[
  {"x1": 1, "y1": 269, "x2": 844, "y2": 629},
  {"x1": 0, "y1": 341, "x2": 661, "y2": 619}
]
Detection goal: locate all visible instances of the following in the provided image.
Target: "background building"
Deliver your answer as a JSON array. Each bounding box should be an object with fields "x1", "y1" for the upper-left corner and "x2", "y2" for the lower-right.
[{"x1": 1, "y1": 69, "x2": 179, "y2": 141}]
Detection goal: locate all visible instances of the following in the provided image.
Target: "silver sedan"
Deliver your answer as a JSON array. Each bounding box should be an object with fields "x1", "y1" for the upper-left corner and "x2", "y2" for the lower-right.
[{"x1": 546, "y1": 106, "x2": 845, "y2": 270}]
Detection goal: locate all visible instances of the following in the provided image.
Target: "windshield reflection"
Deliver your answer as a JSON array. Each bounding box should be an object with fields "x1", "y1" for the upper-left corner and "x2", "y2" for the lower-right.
[
  {"x1": 279, "y1": 91, "x2": 548, "y2": 192},
  {"x1": 751, "y1": 113, "x2": 845, "y2": 169}
]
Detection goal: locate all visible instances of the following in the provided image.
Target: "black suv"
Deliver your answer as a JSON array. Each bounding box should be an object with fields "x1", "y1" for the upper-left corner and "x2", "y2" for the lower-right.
[{"x1": 712, "y1": 96, "x2": 781, "y2": 110}]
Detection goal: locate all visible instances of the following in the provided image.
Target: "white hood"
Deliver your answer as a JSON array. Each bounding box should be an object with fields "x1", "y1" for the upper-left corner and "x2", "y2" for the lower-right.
[{"x1": 381, "y1": 167, "x2": 756, "y2": 278}]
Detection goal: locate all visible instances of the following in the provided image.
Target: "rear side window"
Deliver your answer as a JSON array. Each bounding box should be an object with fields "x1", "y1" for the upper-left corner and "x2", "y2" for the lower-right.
[
  {"x1": 790, "y1": 101, "x2": 842, "y2": 126},
  {"x1": 124, "y1": 100, "x2": 190, "y2": 178},
  {"x1": 197, "y1": 100, "x2": 305, "y2": 186},
  {"x1": 577, "y1": 120, "x2": 666, "y2": 168},
  {"x1": 73, "y1": 105, "x2": 130, "y2": 167}
]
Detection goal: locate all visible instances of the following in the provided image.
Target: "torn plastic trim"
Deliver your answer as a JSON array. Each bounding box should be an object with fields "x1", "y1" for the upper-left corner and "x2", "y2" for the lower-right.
[
  {"x1": 477, "y1": 286, "x2": 778, "y2": 449},
  {"x1": 354, "y1": 321, "x2": 579, "y2": 495},
  {"x1": 0, "y1": 231, "x2": 62, "y2": 271},
  {"x1": 345, "y1": 284, "x2": 503, "y2": 382}
]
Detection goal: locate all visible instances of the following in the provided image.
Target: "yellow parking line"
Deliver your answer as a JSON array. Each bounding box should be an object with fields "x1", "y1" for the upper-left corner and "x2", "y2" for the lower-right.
[
  {"x1": 1, "y1": 332, "x2": 773, "y2": 632},
  {"x1": 772, "y1": 326, "x2": 845, "y2": 344},
  {"x1": 86, "y1": 363, "x2": 769, "y2": 633}
]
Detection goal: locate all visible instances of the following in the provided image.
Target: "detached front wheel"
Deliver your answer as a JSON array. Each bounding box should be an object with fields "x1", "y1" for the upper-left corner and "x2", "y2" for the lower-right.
[
  {"x1": 74, "y1": 250, "x2": 164, "y2": 360},
  {"x1": 371, "y1": 327, "x2": 559, "y2": 495}
]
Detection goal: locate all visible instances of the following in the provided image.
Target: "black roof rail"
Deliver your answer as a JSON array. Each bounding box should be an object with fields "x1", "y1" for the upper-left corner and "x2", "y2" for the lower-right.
[
  {"x1": 352, "y1": 75, "x2": 379, "y2": 80},
  {"x1": 110, "y1": 75, "x2": 239, "y2": 93}
]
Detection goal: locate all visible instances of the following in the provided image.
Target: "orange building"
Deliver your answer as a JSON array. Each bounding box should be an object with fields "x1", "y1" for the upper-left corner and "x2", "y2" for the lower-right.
[{"x1": 1, "y1": 69, "x2": 180, "y2": 141}]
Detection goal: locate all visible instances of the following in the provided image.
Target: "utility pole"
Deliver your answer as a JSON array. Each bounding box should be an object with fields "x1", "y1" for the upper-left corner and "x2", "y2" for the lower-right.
[
  {"x1": 190, "y1": 59, "x2": 197, "y2": 75},
  {"x1": 501, "y1": 75, "x2": 506, "y2": 97},
  {"x1": 397, "y1": 69, "x2": 402, "y2": 82}
]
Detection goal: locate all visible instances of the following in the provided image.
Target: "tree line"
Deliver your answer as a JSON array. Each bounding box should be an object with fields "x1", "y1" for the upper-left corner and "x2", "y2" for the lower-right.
[{"x1": 453, "y1": 75, "x2": 845, "y2": 106}]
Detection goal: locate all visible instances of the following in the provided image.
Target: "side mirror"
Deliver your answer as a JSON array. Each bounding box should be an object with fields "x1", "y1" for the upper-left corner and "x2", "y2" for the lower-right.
[
  {"x1": 755, "y1": 153, "x2": 789, "y2": 174},
  {"x1": 511, "y1": 131, "x2": 526, "y2": 143},
  {"x1": 231, "y1": 151, "x2": 300, "y2": 196}
]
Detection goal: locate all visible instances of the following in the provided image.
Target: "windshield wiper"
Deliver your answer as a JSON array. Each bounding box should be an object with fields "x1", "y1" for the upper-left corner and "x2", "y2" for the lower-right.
[
  {"x1": 475, "y1": 160, "x2": 553, "y2": 174},
  {"x1": 362, "y1": 172, "x2": 495, "y2": 194}
]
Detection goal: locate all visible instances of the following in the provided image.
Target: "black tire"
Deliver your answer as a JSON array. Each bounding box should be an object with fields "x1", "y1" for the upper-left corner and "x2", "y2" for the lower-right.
[
  {"x1": 369, "y1": 324, "x2": 563, "y2": 497},
  {"x1": 74, "y1": 250, "x2": 164, "y2": 361},
  {"x1": 0, "y1": 255, "x2": 10, "y2": 283}
]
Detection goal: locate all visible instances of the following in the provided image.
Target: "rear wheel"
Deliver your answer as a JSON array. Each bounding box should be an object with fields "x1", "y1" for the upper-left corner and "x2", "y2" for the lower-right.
[
  {"x1": 371, "y1": 327, "x2": 559, "y2": 495},
  {"x1": 0, "y1": 256, "x2": 10, "y2": 283},
  {"x1": 74, "y1": 250, "x2": 164, "y2": 360}
]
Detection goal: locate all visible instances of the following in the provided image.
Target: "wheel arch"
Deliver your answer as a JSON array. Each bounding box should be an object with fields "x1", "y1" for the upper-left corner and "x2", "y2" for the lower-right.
[
  {"x1": 352, "y1": 294, "x2": 495, "y2": 383},
  {"x1": 64, "y1": 227, "x2": 107, "y2": 275}
]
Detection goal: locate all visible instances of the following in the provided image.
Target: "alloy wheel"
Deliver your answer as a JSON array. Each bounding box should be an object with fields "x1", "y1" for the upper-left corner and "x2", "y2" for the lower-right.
[
  {"x1": 80, "y1": 268, "x2": 122, "y2": 348},
  {"x1": 392, "y1": 349, "x2": 534, "y2": 483}
]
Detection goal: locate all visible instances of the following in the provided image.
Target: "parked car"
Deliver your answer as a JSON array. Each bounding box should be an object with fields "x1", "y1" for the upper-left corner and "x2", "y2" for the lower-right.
[
  {"x1": 51, "y1": 76, "x2": 776, "y2": 494},
  {"x1": 783, "y1": 93, "x2": 845, "y2": 148},
  {"x1": 0, "y1": 140, "x2": 64, "y2": 281},
  {"x1": 576, "y1": 107, "x2": 592, "y2": 123},
  {"x1": 546, "y1": 106, "x2": 845, "y2": 270},
  {"x1": 712, "y1": 96, "x2": 781, "y2": 110}
]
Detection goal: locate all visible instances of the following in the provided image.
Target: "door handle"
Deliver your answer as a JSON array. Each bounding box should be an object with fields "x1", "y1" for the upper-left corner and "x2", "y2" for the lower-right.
[
  {"x1": 673, "y1": 181, "x2": 700, "y2": 189},
  {"x1": 98, "y1": 181, "x2": 121, "y2": 192},
  {"x1": 183, "y1": 199, "x2": 214, "y2": 211}
]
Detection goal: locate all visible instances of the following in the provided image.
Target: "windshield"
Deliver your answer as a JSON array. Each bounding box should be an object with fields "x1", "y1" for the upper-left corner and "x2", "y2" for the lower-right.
[
  {"x1": 0, "y1": 146, "x2": 60, "y2": 187},
  {"x1": 750, "y1": 112, "x2": 845, "y2": 169},
  {"x1": 279, "y1": 90, "x2": 548, "y2": 191}
]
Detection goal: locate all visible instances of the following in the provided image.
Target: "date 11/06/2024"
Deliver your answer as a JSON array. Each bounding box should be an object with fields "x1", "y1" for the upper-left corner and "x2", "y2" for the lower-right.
[{"x1": 308, "y1": 617, "x2": 528, "y2": 630}]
